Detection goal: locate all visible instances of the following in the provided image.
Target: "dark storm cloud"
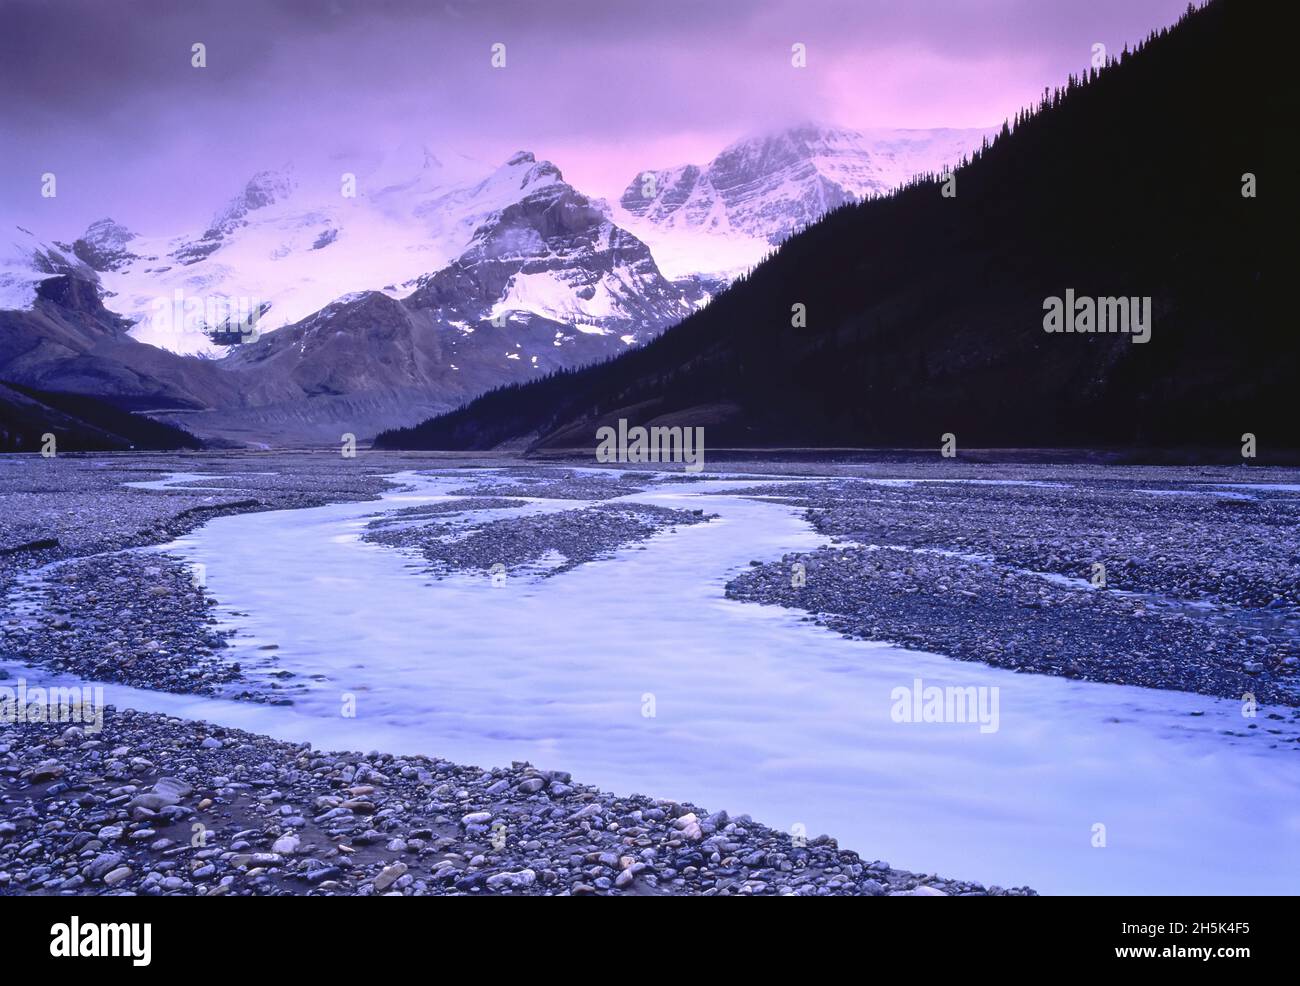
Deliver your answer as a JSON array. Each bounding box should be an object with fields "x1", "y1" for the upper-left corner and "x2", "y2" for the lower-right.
[{"x1": 0, "y1": 0, "x2": 1192, "y2": 233}]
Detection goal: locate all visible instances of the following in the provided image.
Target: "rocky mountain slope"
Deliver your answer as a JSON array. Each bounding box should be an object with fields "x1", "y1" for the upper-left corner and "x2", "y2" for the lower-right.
[
  {"x1": 8, "y1": 148, "x2": 674, "y2": 358},
  {"x1": 3, "y1": 125, "x2": 995, "y2": 447},
  {"x1": 379, "y1": 0, "x2": 1290, "y2": 454},
  {"x1": 0, "y1": 273, "x2": 240, "y2": 412},
  {"x1": 3, "y1": 151, "x2": 704, "y2": 444}
]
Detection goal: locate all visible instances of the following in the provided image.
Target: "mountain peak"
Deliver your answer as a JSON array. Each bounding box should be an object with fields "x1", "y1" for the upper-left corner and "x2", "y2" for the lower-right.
[
  {"x1": 201, "y1": 168, "x2": 298, "y2": 240},
  {"x1": 498, "y1": 151, "x2": 563, "y2": 190},
  {"x1": 83, "y1": 217, "x2": 136, "y2": 241},
  {"x1": 619, "y1": 122, "x2": 991, "y2": 246},
  {"x1": 726, "y1": 120, "x2": 858, "y2": 147},
  {"x1": 239, "y1": 168, "x2": 297, "y2": 211},
  {"x1": 71, "y1": 218, "x2": 139, "y2": 272}
]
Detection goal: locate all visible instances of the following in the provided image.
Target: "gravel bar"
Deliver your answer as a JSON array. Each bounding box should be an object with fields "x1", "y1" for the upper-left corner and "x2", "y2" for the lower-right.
[{"x1": 0, "y1": 710, "x2": 1033, "y2": 896}]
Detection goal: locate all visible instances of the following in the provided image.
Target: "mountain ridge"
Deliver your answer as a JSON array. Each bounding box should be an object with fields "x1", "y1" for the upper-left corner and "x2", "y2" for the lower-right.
[
  {"x1": 377, "y1": 0, "x2": 1292, "y2": 453},
  {"x1": 2, "y1": 123, "x2": 1016, "y2": 448}
]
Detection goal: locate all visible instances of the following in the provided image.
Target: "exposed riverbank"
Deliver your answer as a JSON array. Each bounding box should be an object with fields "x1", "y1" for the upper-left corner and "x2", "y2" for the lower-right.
[
  {"x1": 4, "y1": 452, "x2": 1300, "y2": 894},
  {"x1": 1, "y1": 708, "x2": 1027, "y2": 896}
]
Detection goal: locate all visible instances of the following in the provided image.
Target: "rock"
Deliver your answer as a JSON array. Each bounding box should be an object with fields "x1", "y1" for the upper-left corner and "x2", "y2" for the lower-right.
[
  {"x1": 892, "y1": 885, "x2": 948, "y2": 896},
  {"x1": 86, "y1": 852, "x2": 126, "y2": 881},
  {"x1": 373, "y1": 862, "x2": 408, "y2": 892},
  {"x1": 486, "y1": 868, "x2": 536, "y2": 890},
  {"x1": 30, "y1": 760, "x2": 65, "y2": 782},
  {"x1": 154, "y1": 777, "x2": 193, "y2": 799},
  {"x1": 128, "y1": 792, "x2": 174, "y2": 811},
  {"x1": 272, "y1": 833, "x2": 301, "y2": 855},
  {"x1": 673, "y1": 813, "x2": 704, "y2": 841},
  {"x1": 103, "y1": 866, "x2": 133, "y2": 886},
  {"x1": 230, "y1": 853, "x2": 283, "y2": 868}
]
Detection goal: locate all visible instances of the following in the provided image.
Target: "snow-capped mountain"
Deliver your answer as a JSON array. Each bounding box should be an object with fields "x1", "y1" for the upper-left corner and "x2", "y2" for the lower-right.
[
  {"x1": 3, "y1": 125, "x2": 988, "y2": 359},
  {"x1": 93, "y1": 151, "x2": 568, "y2": 355},
  {"x1": 0, "y1": 226, "x2": 100, "y2": 311},
  {"x1": 406, "y1": 155, "x2": 701, "y2": 343},
  {"x1": 5, "y1": 145, "x2": 685, "y2": 359},
  {"x1": 612, "y1": 124, "x2": 994, "y2": 279},
  {"x1": 1, "y1": 122, "x2": 994, "y2": 446},
  {"x1": 161, "y1": 164, "x2": 704, "y2": 443},
  {"x1": 0, "y1": 145, "x2": 706, "y2": 444}
]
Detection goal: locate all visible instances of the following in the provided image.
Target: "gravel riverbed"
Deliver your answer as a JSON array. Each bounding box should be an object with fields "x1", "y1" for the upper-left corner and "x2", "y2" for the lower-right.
[
  {"x1": 0, "y1": 709, "x2": 1033, "y2": 896},
  {"x1": 366, "y1": 500, "x2": 715, "y2": 578},
  {"x1": 0, "y1": 452, "x2": 1040, "y2": 895},
  {"x1": 723, "y1": 475, "x2": 1300, "y2": 707},
  {"x1": 11, "y1": 452, "x2": 1296, "y2": 895},
  {"x1": 0, "y1": 552, "x2": 253, "y2": 699}
]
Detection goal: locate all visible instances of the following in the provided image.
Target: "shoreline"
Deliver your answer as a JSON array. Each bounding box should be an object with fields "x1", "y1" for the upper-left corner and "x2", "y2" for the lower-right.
[
  {"x1": 7, "y1": 453, "x2": 1300, "y2": 894},
  {"x1": 0, "y1": 707, "x2": 1034, "y2": 896},
  {"x1": 0, "y1": 455, "x2": 1038, "y2": 894}
]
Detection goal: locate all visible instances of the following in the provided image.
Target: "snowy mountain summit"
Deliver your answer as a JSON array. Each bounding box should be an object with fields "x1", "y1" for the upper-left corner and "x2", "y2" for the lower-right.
[
  {"x1": 614, "y1": 124, "x2": 993, "y2": 279},
  {"x1": 0, "y1": 123, "x2": 993, "y2": 445},
  {"x1": 25, "y1": 146, "x2": 703, "y2": 358},
  {"x1": 4, "y1": 124, "x2": 989, "y2": 359}
]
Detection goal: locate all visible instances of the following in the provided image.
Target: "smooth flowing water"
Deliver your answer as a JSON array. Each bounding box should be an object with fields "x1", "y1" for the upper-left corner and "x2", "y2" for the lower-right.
[{"x1": 7, "y1": 469, "x2": 1299, "y2": 894}]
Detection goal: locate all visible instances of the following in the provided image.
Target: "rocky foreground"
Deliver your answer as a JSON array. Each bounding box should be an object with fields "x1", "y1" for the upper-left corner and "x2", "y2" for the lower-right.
[
  {"x1": 0, "y1": 455, "x2": 1030, "y2": 898},
  {"x1": 0, "y1": 709, "x2": 1033, "y2": 896},
  {"x1": 12, "y1": 450, "x2": 1299, "y2": 896}
]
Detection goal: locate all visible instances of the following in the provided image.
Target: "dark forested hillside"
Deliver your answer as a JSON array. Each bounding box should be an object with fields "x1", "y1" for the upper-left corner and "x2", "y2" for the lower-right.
[
  {"x1": 0, "y1": 381, "x2": 202, "y2": 452},
  {"x1": 377, "y1": 0, "x2": 1294, "y2": 453}
]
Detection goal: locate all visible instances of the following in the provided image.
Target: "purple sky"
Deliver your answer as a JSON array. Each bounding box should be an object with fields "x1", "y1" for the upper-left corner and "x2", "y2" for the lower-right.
[{"x1": 1, "y1": 0, "x2": 1192, "y2": 235}]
